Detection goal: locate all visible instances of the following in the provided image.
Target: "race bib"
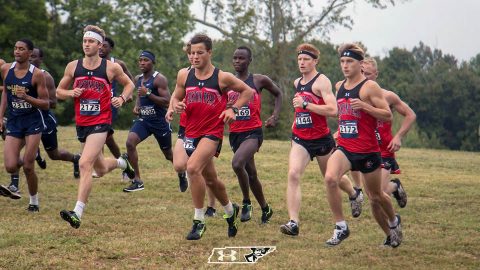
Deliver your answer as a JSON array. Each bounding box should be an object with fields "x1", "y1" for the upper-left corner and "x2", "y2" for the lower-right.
[
  {"x1": 295, "y1": 112, "x2": 313, "y2": 128},
  {"x1": 80, "y1": 99, "x2": 100, "y2": 116},
  {"x1": 11, "y1": 100, "x2": 32, "y2": 109},
  {"x1": 140, "y1": 105, "x2": 156, "y2": 117},
  {"x1": 339, "y1": 120, "x2": 358, "y2": 138},
  {"x1": 236, "y1": 106, "x2": 251, "y2": 121},
  {"x1": 183, "y1": 137, "x2": 195, "y2": 151}
]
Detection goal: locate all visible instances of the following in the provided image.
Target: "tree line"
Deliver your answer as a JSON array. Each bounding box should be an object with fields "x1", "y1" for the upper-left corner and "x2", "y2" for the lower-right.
[{"x1": 0, "y1": 0, "x2": 478, "y2": 151}]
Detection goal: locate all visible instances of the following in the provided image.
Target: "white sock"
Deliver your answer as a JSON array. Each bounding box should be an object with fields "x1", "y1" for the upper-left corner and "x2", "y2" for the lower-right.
[
  {"x1": 336, "y1": 220, "x2": 347, "y2": 230},
  {"x1": 388, "y1": 216, "x2": 398, "y2": 228},
  {"x1": 117, "y1": 157, "x2": 127, "y2": 169},
  {"x1": 194, "y1": 208, "x2": 205, "y2": 221},
  {"x1": 73, "y1": 201, "x2": 86, "y2": 219},
  {"x1": 223, "y1": 201, "x2": 234, "y2": 216},
  {"x1": 29, "y1": 194, "x2": 39, "y2": 206}
]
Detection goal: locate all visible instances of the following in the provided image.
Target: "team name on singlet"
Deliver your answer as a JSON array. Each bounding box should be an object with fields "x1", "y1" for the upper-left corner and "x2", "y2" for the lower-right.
[{"x1": 186, "y1": 86, "x2": 222, "y2": 106}]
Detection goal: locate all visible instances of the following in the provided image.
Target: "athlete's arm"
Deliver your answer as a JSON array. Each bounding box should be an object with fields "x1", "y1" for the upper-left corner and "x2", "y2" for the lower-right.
[
  {"x1": 0, "y1": 59, "x2": 5, "y2": 93},
  {"x1": 21, "y1": 68, "x2": 49, "y2": 110},
  {"x1": 44, "y1": 71, "x2": 57, "y2": 109},
  {"x1": 132, "y1": 75, "x2": 141, "y2": 115},
  {"x1": 219, "y1": 71, "x2": 254, "y2": 124},
  {"x1": 300, "y1": 74, "x2": 337, "y2": 117},
  {"x1": 257, "y1": 74, "x2": 283, "y2": 127},
  {"x1": 0, "y1": 65, "x2": 8, "y2": 128},
  {"x1": 145, "y1": 73, "x2": 170, "y2": 108},
  {"x1": 111, "y1": 62, "x2": 134, "y2": 108},
  {"x1": 385, "y1": 90, "x2": 416, "y2": 152},
  {"x1": 166, "y1": 69, "x2": 188, "y2": 122},
  {"x1": 56, "y1": 61, "x2": 81, "y2": 100},
  {"x1": 353, "y1": 81, "x2": 392, "y2": 121}
]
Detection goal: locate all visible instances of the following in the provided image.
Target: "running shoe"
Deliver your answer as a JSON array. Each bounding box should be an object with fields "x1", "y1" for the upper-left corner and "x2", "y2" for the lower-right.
[
  {"x1": 389, "y1": 214, "x2": 403, "y2": 248},
  {"x1": 123, "y1": 179, "x2": 144, "y2": 192},
  {"x1": 261, "y1": 204, "x2": 273, "y2": 224},
  {"x1": 350, "y1": 188, "x2": 364, "y2": 218},
  {"x1": 280, "y1": 220, "x2": 299, "y2": 236},
  {"x1": 224, "y1": 203, "x2": 239, "y2": 237},
  {"x1": 186, "y1": 219, "x2": 206, "y2": 240},
  {"x1": 391, "y1": 178, "x2": 407, "y2": 208},
  {"x1": 205, "y1": 206, "x2": 216, "y2": 217},
  {"x1": 240, "y1": 202, "x2": 252, "y2": 222},
  {"x1": 120, "y1": 153, "x2": 135, "y2": 179},
  {"x1": 325, "y1": 225, "x2": 350, "y2": 246},
  {"x1": 60, "y1": 210, "x2": 81, "y2": 229}
]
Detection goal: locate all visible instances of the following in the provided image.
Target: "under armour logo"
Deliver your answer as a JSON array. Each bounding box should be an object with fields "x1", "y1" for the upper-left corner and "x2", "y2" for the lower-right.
[
  {"x1": 198, "y1": 82, "x2": 205, "y2": 87},
  {"x1": 87, "y1": 71, "x2": 93, "y2": 76},
  {"x1": 345, "y1": 93, "x2": 350, "y2": 97},
  {"x1": 208, "y1": 246, "x2": 276, "y2": 264},
  {"x1": 343, "y1": 51, "x2": 350, "y2": 56},
  {"x1": 217, "y1": 250, "x2": 237, "y2": 262},
  {"x1": 301, "y1": 87, "x2": 305, "y2": 91}
]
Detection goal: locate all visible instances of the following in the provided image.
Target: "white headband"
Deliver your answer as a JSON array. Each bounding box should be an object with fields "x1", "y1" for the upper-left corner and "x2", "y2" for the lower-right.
[{"x1": 83, "y1": 31, "x2": 104, "y2": 43}]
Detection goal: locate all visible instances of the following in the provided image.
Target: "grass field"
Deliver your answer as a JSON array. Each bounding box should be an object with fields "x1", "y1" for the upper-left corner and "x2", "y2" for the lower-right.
[{"x1": 0, "y1": 126, "x2": 479, "y2": 269}]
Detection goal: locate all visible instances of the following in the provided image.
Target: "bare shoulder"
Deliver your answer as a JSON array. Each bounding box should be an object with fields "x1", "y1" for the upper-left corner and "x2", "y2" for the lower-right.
[
  {"x1": 334, "y1": 80, "x2": 344, "y2": 91},
  {"x1": 293, "y1": 77, "x2": 301, "y2": 88}
]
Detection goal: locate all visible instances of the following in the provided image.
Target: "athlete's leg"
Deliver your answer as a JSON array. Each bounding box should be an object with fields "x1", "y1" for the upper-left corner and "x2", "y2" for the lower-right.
[
  {"x1": 105, "y1": 133, "x2": 121, "y2": 159},
  {"x1": 206, "y1": 187, "x2": 216, "y2": 208},
  {"x1": 245, "y1": 156, "x2": 267, "y2": 208},
  {"x1": 4, "y1": 136, "x2": 23, "y2": 174},
  {"x1": 286, "y1": 142, "x2": 311, "y2": 223},
  {"x1": 23, "y1": 134, "x2": 42, "y2": 197},
  {"x1": 173, "y1": 138, "x2": 188, "y2": 173},
  {"x1": 231, "y1": 138, "x2": 259, "y2": 202},
  {"x1": 381, "y1": 168, "x2": 396, "y2": 195},
  {"x1": 323, "y1": 150, "x2": 351, "y2": 223},
  {"x1": 350, "y1": 171, "x2": 364, "y2": 190},
  {"x1": 125, "y1": 132, "x2": 143, "y2": 180}
]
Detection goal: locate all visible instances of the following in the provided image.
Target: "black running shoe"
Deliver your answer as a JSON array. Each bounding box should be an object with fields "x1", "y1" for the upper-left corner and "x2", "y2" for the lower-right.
[
  {"x1": 120, "y1": 153, "x2": 135, "y2": 179},
  {"x1": 205, "y1": 206, "x2": 216, "y2": 217},
  {"x1": 261, "y1": 205, "x2": 273, "y2": 224},
  {"x1": 27, "y1": 204, "x2": 39, "y2": 212},
  {"x1": 178, "y1": 172, "x2": 188, "y2": 192},
  {"x1": 223, "y1": 203, "x2": 239, "y2": 237},
  {"x1": 325, "y1": 225, "x2": 350, "y2": 246},
  {"x1": 0, "y1": 184, "x2": 21, "y2": 200},
  {"x1": 73, "y1": 154, "x2": 81, "y2": 179},
  {"x1": 240, "y1": 202, "x2": 252, "y2": 222},
  {"x1": 280, "y1": 220, "x2": 299, "y2": 236},
  {"x1": 186, "y1": 219, "x2": 206, "y2": 240},
  {"x1": 383, "y1": 235, "x2": 392, "y2": 247},
  {"x1": 391, "y1": 178, "x2": 407, "y2": 208},
  {"x1": 123, "y1": 179, "x2": 144, "y2": 192},
  {"x1": 36, "y1": 157, "x2": 47, "y2": 170},
  {"x1": 60, "y1": 210, "x2": 81, "y2": 229},
  {"x1": 389, "y1": 214, "x2": 403, "y2": 248}
]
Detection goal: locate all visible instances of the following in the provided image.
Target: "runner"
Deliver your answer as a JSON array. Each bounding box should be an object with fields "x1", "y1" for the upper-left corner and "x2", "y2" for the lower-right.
[
  {"x1": 0, "y1": 39, "x2": 49, "y2": 211},
  {"x1": 123, "y1": 50, "x2": 173, "y2": 192},
  {"x1": 56, "y1": 25, "x2": 135, "y2": 228},
  {"x1": 228, "y1": 46, "x2": 282, "y2": 223},
  {"x1": 167, "y1": 34, "x2": 253, "y2": 240},
  {"x1": 323, "y1": 43, "x2": 402, "y2": 247}
]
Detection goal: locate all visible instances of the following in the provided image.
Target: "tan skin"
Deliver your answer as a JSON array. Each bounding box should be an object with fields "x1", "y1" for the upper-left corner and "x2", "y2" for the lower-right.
[
  {"x1": 56, "y1": 35, "x2": 135, "y2": 206},
  {"x1": 167, "y1": 42, "x2": 253, "y2": 210},
  {"x1": 0, "y1": 58, "x2": 5, "y2": 93},
  {"x1": 0, "y1": 41, "x2": 49, "y2": 198},
  {"x1": 324, "y1": 55, "x2": 395, "y2": 236}
]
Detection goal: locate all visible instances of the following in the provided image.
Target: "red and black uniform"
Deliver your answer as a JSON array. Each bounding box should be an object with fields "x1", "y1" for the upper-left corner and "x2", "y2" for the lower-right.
[
  {"x1": 177, "y1": 66, "x2": 192, "y2": 140},
  {"x1": 73, "y1": 58, "x2": 113, "y2": 142},
  {"x1": 336, "y1": 79, "x2": 381, "y2": 173},
  {"x1": 291, "y1": 72, "x2": 335, "y2": 160},
  {"x1": 377, "y1": 120, "x2": 401, "y2": 174},
  {"x1": 183, "y1": 67, "x2": 226, "y2": 157},
  {"x1": 228, "y1": 74, "x2": 263, "y2": 152}
]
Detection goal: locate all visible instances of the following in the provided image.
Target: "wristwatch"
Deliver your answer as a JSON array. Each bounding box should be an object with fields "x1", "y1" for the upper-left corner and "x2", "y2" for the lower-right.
[
  {"x1": 230, "y1": 106, "x2": 239, "y2": 114},
  {"x1": 145, "y1": 89, "x2": 152, "y2": 97},
  {"x1": 302, "y1": 101, "x2": 308, "y2": 110}
]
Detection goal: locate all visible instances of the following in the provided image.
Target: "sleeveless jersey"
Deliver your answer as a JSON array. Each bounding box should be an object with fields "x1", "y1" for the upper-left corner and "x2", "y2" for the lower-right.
[
  {"x1": 336, "y1": 79, "x2": 380, "y2": 153},
  {"x1": 228, "y1": 74, "x2": 262, "y2": 132},
  {"x1": 73, "y1": 58, "x2": 112, "y2": 126},
  {"x1": 179, "y1": 66, "x2": 192, "y2": 128},
  {"x1": 184, "y1": 67, "x2": 227, "y2": 139},
  {"x1": 377, "y1": 120, "x2": 395, "y2": 158},
  {"x1": 4, "y1": 62, "x2": 39, "y2": 117},
  {"x1": 291, "y1": 72, "x2": 330, "y2": 140},
  {"x1": 136, "y1": 71, "x2": 167, "y2": 120}
]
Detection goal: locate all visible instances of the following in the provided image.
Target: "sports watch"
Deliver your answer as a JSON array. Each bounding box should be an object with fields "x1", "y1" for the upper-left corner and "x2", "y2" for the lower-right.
[
  {"x1": 230, "y1": 106, "x2": 239, "y2": 114},
  {"x1": 145, "y1": 89, "x2": 152, "y2": 97},
  {"x1": 302, "y1": 101, "x2": 308, "y2": 110}
]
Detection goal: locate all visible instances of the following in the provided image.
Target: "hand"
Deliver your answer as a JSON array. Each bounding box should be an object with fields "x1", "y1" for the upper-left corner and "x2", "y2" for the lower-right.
[
  {"x1": 387, "y1": 135, "x2": 402, "y2": 152},
  {"x1": 72, "y1": 87, "x2": 84, "y2": 98},
  {"x1": 133, "y1": 105, "x2": 139, "y2": 115},
  {"x1": 292, "y1": 96, "x2": 304, "y2": 108},
  {"x1": 111, "y1": 97, "x2": 123, "y2": 108},
  {"x1": 220, "y1": 108, "x2": 236, "y2": 124},
  {"x1": 15, "y1": 87, "x2": 27, "y2": 99},
  {"x1": 265, "y1": 115, "x2": 278, "y2": 128},
  {"x1": 174, "y1": 101, "x2": 186, "y2": 114},
  {"x1": 138, "y1": 81, "x2": 148, "y2": 97},
  {"x1": 165, "y1": 109, "x2": 174, "y2": 122},
  {"x1": 350, "y1": 98, "x2": 366, "y2": 111}
]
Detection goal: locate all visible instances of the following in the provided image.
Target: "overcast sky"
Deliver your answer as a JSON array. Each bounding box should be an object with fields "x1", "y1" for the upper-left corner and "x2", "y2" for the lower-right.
[{"x1": 192, "y1": 0, "x2": 478, "y2": 62}]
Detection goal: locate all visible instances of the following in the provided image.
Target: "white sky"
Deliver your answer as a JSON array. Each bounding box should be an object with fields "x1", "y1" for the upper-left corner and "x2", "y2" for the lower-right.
[{"x1": 191, "y1": 0, "x2": 479, "y2": 62}]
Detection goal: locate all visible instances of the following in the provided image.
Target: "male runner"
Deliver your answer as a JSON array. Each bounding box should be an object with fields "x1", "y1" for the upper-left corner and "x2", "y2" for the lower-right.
[
  {"x1": 0, "y1": 39, "x2": 49, "y2": 211},
  {"x1": 228, "y1": 46, "x2": 282, "y2": 223},
  {"x1": 323, "y1": 43, "x2": 402, "y2": 247},
  {"x1": 280, "y1": 44, "x2": 362, "y2": 236},
  {"x1": 167, "y1": 34, "x2": 253, "y2": 240},
  {"x1": 123, "y1": 50, "x2": 173, "y2": 192},
  {"x1": 56, "y1": 25, "x2": 135, "y2": 228}
]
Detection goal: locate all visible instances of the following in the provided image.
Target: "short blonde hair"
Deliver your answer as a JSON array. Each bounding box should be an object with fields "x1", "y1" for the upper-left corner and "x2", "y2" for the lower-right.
[
  {"x1": 83, "y1": 25, "x2": 106, "y2": 41},
  {"x1": 296, "y1": 43, "x2": 320, "y2": 58},
  {"x1": 182, "y1": 42, "x2": 191, "y2": 54},
  {"x1": 363, "y1": 57, "x2": 378, "y2": 69},
  {"x1": 338, "y1": 43, "x2": 365, "y2": 59}
]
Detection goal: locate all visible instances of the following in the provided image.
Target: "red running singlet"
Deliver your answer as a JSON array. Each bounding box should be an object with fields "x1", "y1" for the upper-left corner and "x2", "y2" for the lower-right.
[
  {"x1": 377, "y1": 120, "x2": 395, "y2": 158},
  {"x1": 228, "y1": 74, "x2": 262, "y2": 133}
]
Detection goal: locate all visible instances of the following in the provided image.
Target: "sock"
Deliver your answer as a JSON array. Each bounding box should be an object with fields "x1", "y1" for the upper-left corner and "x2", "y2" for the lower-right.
[
  {"x1": 261, "y1": 204, "x2": 270, "y2": 212},
  {"x1": 29, "y1": 194, "x2": 39, "y2": 206},
  {"x1": 223, "y1": 201, "x2": 234, "y2": 216},
  {"x1": 388, "y1": 216, "x2": 398, "y2": 228},
  {"x1": 242, "y1": 199, "x2": 251, "y2": 205},
  {"x1": 10, "y1": 174, "x2": 19, "y2": 188},
  {"x1": 336, "y1": 220, "x2": 347, "y2": 230},
  {"x1": 117, "y1": 157, "x2": 127, "y2": 169},
  {"x1": 194, "y1": 208, "x2": 205, "y2": 221},
  {"x1": 73, "y1": 201, "x2": 86, "y2": 219}
]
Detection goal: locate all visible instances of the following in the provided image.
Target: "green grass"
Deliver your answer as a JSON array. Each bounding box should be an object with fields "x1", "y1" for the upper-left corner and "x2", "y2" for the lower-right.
[{"x1": 0, "y1": 126, "x2": 479, "y2": 269}]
